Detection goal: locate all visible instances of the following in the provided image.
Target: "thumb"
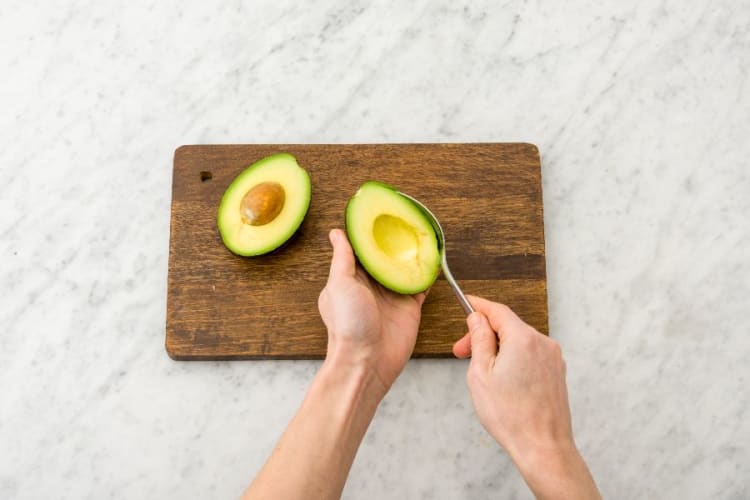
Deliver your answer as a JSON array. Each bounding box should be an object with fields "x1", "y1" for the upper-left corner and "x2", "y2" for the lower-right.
[
  {"x1": 328, "y1": 229, "x2": 356, "y2": 279},
  {"x1": 467, "y1": 312, "x2": 497, "y2": 368}
]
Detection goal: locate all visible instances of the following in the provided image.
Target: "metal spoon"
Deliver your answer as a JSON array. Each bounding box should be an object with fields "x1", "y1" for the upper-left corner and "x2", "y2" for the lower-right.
[{"x1": 398, "y1": 192, "x2": 475, "y2": 315}]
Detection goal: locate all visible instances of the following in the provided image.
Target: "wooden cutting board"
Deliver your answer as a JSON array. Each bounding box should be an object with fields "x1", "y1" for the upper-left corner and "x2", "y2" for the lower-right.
[{"x1": 166, "y1": 144, "x2": 547, "y2": 360}]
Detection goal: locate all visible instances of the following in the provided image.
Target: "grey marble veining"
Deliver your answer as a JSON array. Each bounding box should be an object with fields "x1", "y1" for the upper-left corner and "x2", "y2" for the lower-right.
[{"x1": 1, "y1": 1, "x2": 749, "y2": 499}]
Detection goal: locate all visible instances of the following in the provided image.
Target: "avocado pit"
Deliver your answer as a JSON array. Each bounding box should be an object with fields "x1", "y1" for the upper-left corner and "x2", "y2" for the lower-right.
[{"x1": 240, "y1": 181, "x2": 285, "y2": 226}]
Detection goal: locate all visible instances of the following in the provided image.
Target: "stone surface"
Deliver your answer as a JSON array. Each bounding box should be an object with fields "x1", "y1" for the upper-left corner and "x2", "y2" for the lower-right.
[{"x1": 1, "y1": 1, "x2": 748, "y2": 498}]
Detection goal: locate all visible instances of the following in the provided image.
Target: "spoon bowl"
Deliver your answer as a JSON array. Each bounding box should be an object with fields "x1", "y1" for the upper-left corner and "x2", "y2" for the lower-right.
[{"x1": 398, "y1": 192, "x2": 475, "y2": 315}]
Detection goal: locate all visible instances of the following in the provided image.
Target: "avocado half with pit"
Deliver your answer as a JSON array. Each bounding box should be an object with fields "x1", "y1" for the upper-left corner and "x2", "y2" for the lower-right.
[
  {"x1": 346, "y1": 182, "x2": 441, "y2": 294},
  {"x1": 217, "y1": 153, "x2": 311, "y2": 256}
]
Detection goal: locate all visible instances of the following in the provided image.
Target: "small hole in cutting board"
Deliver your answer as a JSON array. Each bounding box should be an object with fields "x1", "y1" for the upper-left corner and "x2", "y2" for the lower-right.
[{"x1": 200, "y1": 171, "x2": 213, "y2": 182}]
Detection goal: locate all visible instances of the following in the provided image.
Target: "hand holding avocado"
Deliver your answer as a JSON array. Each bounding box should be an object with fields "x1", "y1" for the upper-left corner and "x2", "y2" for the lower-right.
[
  {"x1": 243, "y1": 228, "x2": 429, "y2": 500},
  {"x1": 318, "y1": 228, "x2": 426, "y2": 395}
]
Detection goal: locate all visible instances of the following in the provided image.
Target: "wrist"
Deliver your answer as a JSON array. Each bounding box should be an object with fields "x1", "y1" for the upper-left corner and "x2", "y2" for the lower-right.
[
  {"x1": 324, "y1": 341, "x2": 393, "y2": 399},
  {"x1": 319, "y1": 354, "x2": 388, "y2": 407},
  {"x1": 512, "y1": 442, "x2": 600, "y2": 500},
  {"x1": 513, "y1": 439, "x2": 580, "y2": 476}
]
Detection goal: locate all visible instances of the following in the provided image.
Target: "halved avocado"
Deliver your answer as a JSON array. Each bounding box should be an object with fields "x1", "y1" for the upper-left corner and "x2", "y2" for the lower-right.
[
  {"x1": 345, "y1": 181, "x2": 441, "y2": 294},
  {"x1": 217, "y1": 153, "x2": 311, "y2": 256}
]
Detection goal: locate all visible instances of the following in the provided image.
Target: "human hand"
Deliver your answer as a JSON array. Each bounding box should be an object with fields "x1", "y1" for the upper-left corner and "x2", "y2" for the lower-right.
[
  {"x1": 318, "y1": 229, "x2": 426, "y2": 395},
  {"x1": 244, "y1": 228, "x2": 424, "y2": 500},
  {"x1": 453, "y1": 296, "x2": 601, "y2": 499},
  {"x1": 453, "y1": 295, "x2": 572, "y2": 456}
]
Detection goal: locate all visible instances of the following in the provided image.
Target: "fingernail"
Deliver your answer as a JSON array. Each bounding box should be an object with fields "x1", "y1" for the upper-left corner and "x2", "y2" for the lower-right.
[
  {"x1": 467, "y1": 312, "x2": 481, "y2": 331},
  {"x1": 329, "y1": 229, "x2": 338, "y2": 243}
]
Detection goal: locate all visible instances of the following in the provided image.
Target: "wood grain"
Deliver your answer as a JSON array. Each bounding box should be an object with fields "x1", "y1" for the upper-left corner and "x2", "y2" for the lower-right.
[{"x1": 166, "y1": 144, "x2": 548, "y2": 360}]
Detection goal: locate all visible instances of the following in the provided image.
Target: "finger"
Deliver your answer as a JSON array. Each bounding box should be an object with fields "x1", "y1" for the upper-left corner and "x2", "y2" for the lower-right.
[
  {"x1": 467, "y1": 311, "x2": 497, "y2": 368},
  {"x1": 328, "y1": 229, "x2": 356, "y2": 279},
  {"x1": 467, "y1": 295, "x2": 523, "y2": 335},
  {"x1": 452, "y1": 331, "x2": 471, "y2": 358}
]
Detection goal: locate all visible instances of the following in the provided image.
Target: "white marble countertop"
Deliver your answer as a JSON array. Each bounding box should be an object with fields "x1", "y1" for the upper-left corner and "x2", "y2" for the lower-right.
[{"x1": 2, "y1": 1, "x2": 749, "y2": 498}]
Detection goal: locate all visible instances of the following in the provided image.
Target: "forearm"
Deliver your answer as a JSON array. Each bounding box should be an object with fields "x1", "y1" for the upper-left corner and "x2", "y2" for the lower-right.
[
  {"x1": 513, "y1": 444, "x2": 601, "y2": 500},
  {"x1": 243, "y1": 359, "x2": 384, "y2": 500}
]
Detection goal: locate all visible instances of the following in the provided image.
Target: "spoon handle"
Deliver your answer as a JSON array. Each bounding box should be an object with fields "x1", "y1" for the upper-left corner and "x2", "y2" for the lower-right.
[{"x1": 441, "y1": 260, "x2": 475, "y2": 316}]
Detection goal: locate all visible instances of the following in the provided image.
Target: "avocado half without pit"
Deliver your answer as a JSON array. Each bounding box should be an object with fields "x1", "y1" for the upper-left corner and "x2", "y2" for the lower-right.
[
  {"x1": 217, "y1": 153, "x2": 311, "y2": 256},
  {"x1": 346, "y1": 181, "x2": 441, "y2": 294}
]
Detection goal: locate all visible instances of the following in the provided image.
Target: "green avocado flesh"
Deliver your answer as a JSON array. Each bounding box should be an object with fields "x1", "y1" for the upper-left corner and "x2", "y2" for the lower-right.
[
  {"x1": 346, "y1": 182, "x2": 441, "y2": 294},
  {"x1": 217, "y1": 153, "x2": 311, "y2": 256}
]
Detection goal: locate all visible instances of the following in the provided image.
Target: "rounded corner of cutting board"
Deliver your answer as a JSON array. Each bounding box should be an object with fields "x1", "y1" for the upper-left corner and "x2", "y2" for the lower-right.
[
  {"x1": 173, "y1": 144, "x2": 192, "y2": 161},
  {"x1": 165, "y1": 335, "x2": 188, "y2": 361},
  {"x1": 518, "y1": 142, "x2": 541, "y2": 158}
]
